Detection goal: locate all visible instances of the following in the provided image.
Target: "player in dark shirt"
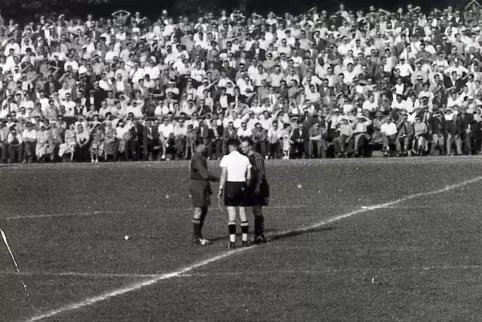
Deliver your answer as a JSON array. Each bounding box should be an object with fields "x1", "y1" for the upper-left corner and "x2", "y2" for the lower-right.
[
  {"x1": 190, "y1": 138, "x2": 218, "y2": 245},
  {"x1": 240, "y1": 138, "x2": 270, "y2": 244}
]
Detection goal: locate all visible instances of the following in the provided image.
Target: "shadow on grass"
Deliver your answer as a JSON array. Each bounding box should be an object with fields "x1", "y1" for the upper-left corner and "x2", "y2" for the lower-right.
[
  {"x1": 209, "y1": 229, "x2": 279, "y2": 242},
  {"x1": 269, "y1": 226, "x2": 334, "y2": 242},
  {"x1": 209, "y1": 226, "x2": 334, "y2": 243}
]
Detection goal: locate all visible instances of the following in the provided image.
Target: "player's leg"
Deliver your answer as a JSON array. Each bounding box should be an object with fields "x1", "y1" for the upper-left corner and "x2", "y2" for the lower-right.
[
  {"x1": 199, "y1": 206, "x2": 210, "y2": 244},
  {"x1": 192, "y1": 207, "x2": 203, "y2": 242},
  {"x1": 239, "y1": 206, "x2": 250, "y2": 247},
  {"x1": 227, "y1": 206, "x2": 237, "y2": 248},
  {"x1": 253, "y1": 205, "x2": 267, "y2": 243},
  {"x1": 191, "y1": 182, "x2": 210, "y2": 246},
  {"x1": 199, "y1": 206, "x2": 208, "y2": 232}
]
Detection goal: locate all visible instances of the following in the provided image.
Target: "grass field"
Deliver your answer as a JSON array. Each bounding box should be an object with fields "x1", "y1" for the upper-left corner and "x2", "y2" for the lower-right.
[{"x1": 1, "y1": 158, "x2": 482, "y2": 322}]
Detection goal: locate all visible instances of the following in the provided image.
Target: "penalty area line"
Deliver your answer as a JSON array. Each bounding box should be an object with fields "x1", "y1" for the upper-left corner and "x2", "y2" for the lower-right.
[{"x1": 25, "y1": 175, "x2": 482, "y2": 322}]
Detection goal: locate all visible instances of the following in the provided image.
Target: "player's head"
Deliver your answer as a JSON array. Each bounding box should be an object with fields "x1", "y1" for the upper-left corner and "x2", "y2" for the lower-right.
[
  {"x1": 194, "y1": 138, "x2": 206, "y2": 153},
  {"x1": 227, "y1": 138, "x2": 240, "y2": 152},
  {"x1": 240, "y1": 138, "x2": 253, "y2": 155}
]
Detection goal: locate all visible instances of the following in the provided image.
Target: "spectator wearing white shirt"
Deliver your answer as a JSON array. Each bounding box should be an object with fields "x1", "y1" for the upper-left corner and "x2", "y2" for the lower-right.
[
  {"x1": 395, "y1": 58, "x2": 414, "y2": 79},
  {"x1": 7, "y1": 128, "x2": 23, "y2": 163},
  {"x1": 126, "y1": 101, "x2": 143, "y2": 119},
  {"x1": 158, "y1": 118, "x2": 175, "y2": 141},
  {"x1": 362, "y1": 94, "x2": 377, "y2": 112},
  {"x1": 380, "y1": 117, "x2": 398, "y2": 155}
]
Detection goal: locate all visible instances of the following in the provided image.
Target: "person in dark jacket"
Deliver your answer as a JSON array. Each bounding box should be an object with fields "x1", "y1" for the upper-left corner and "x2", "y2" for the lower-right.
[
  {"x1": 445, "y1": 109, "x2": 462, "y2": 155},
  {"x1": 429, "y1": 111, "x2": 446, "y2": 155},
  {"x1": 460, "y1": 109, "x2": 476, "y2": 154},
  {"x1": 189, "y1": 138, "x2": 219, "y2": 246},
  {"x1": 128, "y1": 118, "x2": 147, "y2": 161},
  {"x1": 241, "y1": 138, "x2": 269, "y2": 244},
  {"x1": 291, "y1": 120, "x2": 310, "y2": 158}
]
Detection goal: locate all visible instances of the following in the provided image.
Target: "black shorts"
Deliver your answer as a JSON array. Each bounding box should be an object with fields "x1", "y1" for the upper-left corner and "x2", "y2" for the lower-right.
[
  {"x1": 245, "y1": 180, "x2": 270, "y2": 207},
  {"x1": 224, "y1": 182, "x2": 247, "y2": 207},
  {"x1": 190, "y1": 180, "x2": 212, "y2": 208}
]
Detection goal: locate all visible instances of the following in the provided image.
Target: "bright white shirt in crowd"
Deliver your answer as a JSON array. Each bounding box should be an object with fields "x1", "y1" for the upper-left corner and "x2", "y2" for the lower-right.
[
  {"x1": 381, "y1": 122, "x2": 398, "y2": 136},
  {"x1": 220, "y1": 150, "x2": 251, "y2": 182},
  {"x1": 174, "y1": 124, "x2": 187, "y2": 136},
  {"x1": 447, "y1": 96, "x2": 462, "y2": 108},
  {"x1": 362, "y1": 100, "x2": 377, "y2": 112},
  {"x1": 126, "y1": 105, "x2": 143, "y2": 118},
  {"x1": 353, "y1": 118, "x2": 372, "y2": 133},
  {"x1": 224, "y1": 117, "x2": 242, "y2": 129},
  {"x1": 8, "y1": 133, "x2": 23, "y2": 144},
  {"x1": 392, "y1": 99, "x2": 407, "y2": 110},
  {"x1": 237, "y1": 127, "x2": 251, "y2": 138},
  {"x1": 396, "y1": 63, "x2": 414, "y2": 77},
  {"x1": 158, "y1": 123, "x2": 174, "y2": 138},
  {"x1": 186, "y1": 119, "x2": 199, "y2": 128},
  {"x1": 63, "y1": 101, "x2": 76, "y2": 116},
  {"x1": 22, "y1": 129, "x2": 37, "y2": 141},
  {"x1": 116, "y1": 126, "x2": 129, "y2": 139},
  {"x1": 258, "y1": 117, "x2": 273, "y2": 130}
]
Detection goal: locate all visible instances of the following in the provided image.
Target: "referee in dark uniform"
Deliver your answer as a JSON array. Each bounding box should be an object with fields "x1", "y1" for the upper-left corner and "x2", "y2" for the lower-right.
[
  {"x1": 190, "y1": 138, "x2": 218, "y2": 246},
  {"x1": 241, "y1": 138, "x2": 270, "y2": 244}
]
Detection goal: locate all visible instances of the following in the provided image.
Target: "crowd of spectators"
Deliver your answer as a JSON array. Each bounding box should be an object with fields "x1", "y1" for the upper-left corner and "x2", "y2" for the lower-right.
[{"x1": 3, "y1": 4, "x2": 482, "y2": 163}]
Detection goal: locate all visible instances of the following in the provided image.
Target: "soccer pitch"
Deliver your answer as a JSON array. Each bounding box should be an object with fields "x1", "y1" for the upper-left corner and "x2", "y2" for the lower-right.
[{"x1": 1, "y1": 158, "x2": 482, "y2": 321}]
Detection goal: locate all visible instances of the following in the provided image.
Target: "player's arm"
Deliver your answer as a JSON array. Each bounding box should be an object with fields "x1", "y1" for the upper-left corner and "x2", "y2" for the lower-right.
[
  {"x1": 218, "y1": 167, "x2": 227, "y2": 196},
  {"x1": 255, "y1": 155, "x2": 264, "y2": 188},
  {"x1": 246, "y1": 161, "x2": 252, "y2": 186},
  {"x1": 193, "y1": 157, "x2": 209, "y2": 179},
  {"x1": 194, "y1": 158, "x2": 219, "y2": 181}
]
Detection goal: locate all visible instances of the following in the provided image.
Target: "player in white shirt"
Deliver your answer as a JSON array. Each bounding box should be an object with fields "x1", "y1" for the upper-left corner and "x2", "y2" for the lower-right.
[{"x1": 219, "y1": 139, "x2": 252, "y2": 248}]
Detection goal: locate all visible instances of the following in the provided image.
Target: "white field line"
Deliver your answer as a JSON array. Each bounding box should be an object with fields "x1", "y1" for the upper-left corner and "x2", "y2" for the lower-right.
[
  {"x1": 2, "y1": 264, "x2": 482, "y2": 280},
  {"x1": 180, "y1": 265, "x2": 482, "y2": 276},
  {"x1": 5, "y1": 205, "x2": 304, "y2": 221},
  {"x1": 361, "y1": 205, "x2": 435, "y2": 210},
  {"x1": 0, "y1": 271, "x2": 164, "y2": 278},
  {"x1": 26, "y1": 176, "x2": 482, "y2": 322}
]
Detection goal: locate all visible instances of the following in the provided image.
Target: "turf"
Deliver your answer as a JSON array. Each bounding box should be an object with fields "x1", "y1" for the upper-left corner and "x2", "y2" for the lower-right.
[{"x1": 1, "y1": 158, "x2": 482, "y2": 321}]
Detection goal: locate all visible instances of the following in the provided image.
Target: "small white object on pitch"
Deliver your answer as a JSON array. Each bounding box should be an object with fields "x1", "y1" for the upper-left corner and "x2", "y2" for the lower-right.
[
  {"x1": 297, "y1": 184, "x2": 302, "y2": 189},
  {"x1": 165, "y1": 195, "x2": 170, "y2": 199},
  {"x1": 124, "y1": 235, "x2": 130, "y2": 241}
]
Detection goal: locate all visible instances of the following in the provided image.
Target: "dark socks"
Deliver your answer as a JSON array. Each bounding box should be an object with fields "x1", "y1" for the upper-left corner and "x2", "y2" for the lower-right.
[
  {"x1": 192, "y1": 218, "x2": 201, "y2": 239},
  {"x1": 254, "y1": 215, "x2": 265, "y2": 237}
]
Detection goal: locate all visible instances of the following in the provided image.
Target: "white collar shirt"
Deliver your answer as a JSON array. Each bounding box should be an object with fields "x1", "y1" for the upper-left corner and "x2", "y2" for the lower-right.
[{"x1": 220, "y1": 150, "x2": 252, "y2": 182}]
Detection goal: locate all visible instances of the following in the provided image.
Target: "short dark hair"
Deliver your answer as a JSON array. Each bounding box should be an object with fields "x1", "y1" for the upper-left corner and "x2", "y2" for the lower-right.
[
  {"x1": 227, "y1": 138, "x2": 240, "y2": 148},
  {"x1": 194, "y1": 138, "x2": 205, "y2": 147},
  {"x1": 242, "y1": 138, "x2": 254, "y2": 146}
]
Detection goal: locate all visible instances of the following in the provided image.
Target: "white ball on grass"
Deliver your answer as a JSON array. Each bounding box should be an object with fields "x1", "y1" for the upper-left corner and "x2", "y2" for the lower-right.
[
  {"x1": 165, "y1": 195, "x2": 170, "y2": 199},
  {"x1": 124, "y1": 235, "x2": 130, "y2": 241},
  {"x1": 297, "y1": 184, "x2": 302, "y2": 189}
]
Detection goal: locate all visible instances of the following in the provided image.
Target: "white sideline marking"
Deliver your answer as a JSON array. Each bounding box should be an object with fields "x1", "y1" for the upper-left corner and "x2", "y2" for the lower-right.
[
  {"x1": 3, "y1": 263, "x2": 482, "y2": 280},
  {"x1": 27, "y1": 248, "x2": 251, "y2": 322},
  {"x1": 179, "y1": 265, "x2": 482, "y2": 276},
  {"x1": 5, "y1": 205, "x2": 304, "y2": 221},
  {"x1": 5, "y1": 211, "x2": 117, "y2": 220},
  {"x1": 26, "y1": 176, "x2": 482, "y2": 322},
  {"x1": 362, "y1": 205, "x2": 439, "y2": 210},
  {"x1": 0, "y1": 271, "x2": 165, "y2": 278},
  {"x1": 362, "y1": 205, "x2": 434, "y2": 209}
]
